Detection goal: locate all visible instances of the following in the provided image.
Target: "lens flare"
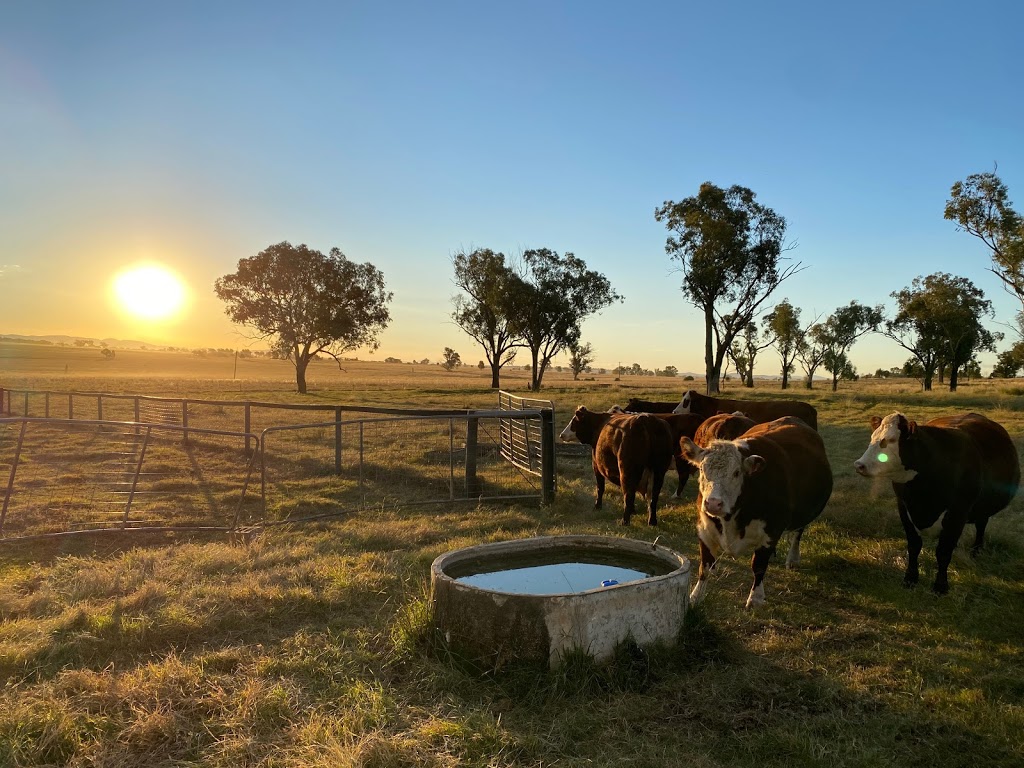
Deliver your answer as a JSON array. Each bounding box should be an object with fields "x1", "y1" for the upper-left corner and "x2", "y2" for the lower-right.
[{"x1": 878, "y1": 453, "x2": 889, "y2": 463}]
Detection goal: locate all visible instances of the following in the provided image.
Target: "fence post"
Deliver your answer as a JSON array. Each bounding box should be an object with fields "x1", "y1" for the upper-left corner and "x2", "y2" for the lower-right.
[
  {"x1": 334, "y1": 407, "x2": 342, "y2": 474},
  {"x1": 540, "y1": 409, "x2": 555, "y2": 504},
  {"x1": 44, "y1": 393, "x2": 50, "y2": 418},
  {"x1": 134, "y1": 397, "x2": 140, "y2": 422},
  {"x1": 244, "y1": 403, "x2": 252, "y2": 454},
  {"x1": 465, "y1": 416, "x2": 481, "y2": 497},
  {"x1": 182, "y1": 400, "x2": 189, "y2": 443},
  {"x1": 23, "y1": 393, "x2": 28, "y2": 417},
  {"x1": 97, "y1": 395, "x2": 103, "y2": 421}
]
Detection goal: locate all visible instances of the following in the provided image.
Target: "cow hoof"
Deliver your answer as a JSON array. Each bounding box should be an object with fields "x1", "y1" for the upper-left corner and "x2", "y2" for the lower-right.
[
  {"x1": 932, "y1": 582, "x2": 949, "y2": 596},
  {"x1": 744, "y1": 596, "x2": 765, "y2": 610}
]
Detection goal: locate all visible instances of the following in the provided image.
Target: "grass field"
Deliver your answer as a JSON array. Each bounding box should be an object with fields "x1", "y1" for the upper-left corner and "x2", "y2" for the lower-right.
[{"x1": 1, "y1": 342, "x2": 1022, "y2": 767}]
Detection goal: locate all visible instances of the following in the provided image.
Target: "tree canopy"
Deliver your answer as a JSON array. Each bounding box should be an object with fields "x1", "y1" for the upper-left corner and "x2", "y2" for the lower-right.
[
  {"x1": 762, "y1": 299, "x2": 806, "y2": 389},
  {"x1": 655, "y1": 182, "x2": 801, "y2": 394},
  {"x1": 945, "y1": 171, "x2": 1024, "y2": 335},
  {"x1": 512, "y1": 249, "x2": 622, "y2": 391},
  {"x1": 450, "y1": 248, "x2": 521, "y2": 388},
  {"x1": 214, "y1": 242, "x2": 392, "y2": 394}
]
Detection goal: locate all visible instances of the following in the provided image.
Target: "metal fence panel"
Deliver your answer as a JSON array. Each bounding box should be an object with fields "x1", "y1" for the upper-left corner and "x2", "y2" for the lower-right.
[{"x1": 0, "y1": 418, "x2": 261, "y2": 540}]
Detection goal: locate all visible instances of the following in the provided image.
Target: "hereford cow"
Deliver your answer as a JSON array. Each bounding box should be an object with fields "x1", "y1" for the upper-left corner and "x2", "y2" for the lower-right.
[
  {"x1": 693, "y1": 411, "x2": 757, "y2": 447},
  {"x1": 623, "y1": 398, "x2": 678, "y2": 414},
  {"x1": 609, "y1": 406, "x2": 706, "y2": 497},
  {"x1": 672, "y1": 389, "x2": 818, "y2": 431},
  {"x1": 560, "y1": 406, "x2": 676, "y2": 525},
  {"x1": 853, "y1": 412, "x2": 1020, "y2": 594},
  {"x1": 679, "y1": 417, "x2": 833, "y2": 608}
]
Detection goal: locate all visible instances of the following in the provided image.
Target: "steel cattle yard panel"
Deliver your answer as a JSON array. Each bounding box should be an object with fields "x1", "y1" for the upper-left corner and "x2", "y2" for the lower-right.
[{"x1": 0, "y1": 418, "x2": 261, "y2": 540}]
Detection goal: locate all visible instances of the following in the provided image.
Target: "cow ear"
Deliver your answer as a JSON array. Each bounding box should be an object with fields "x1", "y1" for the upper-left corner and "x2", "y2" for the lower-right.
[
  {"x1": 907, "y1": 420, "x2": 917, "y2": 434},
  {"x1": 679, "y1": 437, "x2": 703, "y2": 465},
  {"x1": 575, "y1": 405, "x2": 586, "y2": 415},
  {"x1": 743, "y1": 455, "x2": 766, "y2": 475},
  {"x1": 869, "y1": 416, "x2": 882, "y2": 430}
]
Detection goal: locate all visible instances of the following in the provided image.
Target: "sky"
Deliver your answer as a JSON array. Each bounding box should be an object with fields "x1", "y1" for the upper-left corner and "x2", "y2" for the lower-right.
[{"x1": 2, "y1": 1, "x2": 1023, "y2": 375}]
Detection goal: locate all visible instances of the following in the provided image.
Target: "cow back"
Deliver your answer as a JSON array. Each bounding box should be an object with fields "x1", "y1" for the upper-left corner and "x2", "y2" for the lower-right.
[
  {"x1": 923, "y1": 413, "x2": 1020, "y2": 515},
  {"x1": 682, "y1": 390, "x2": 818, "y2": 431},
  {"x1": 694, "y1": 411, "x2": 756, "y2": 447},
  {"x1": 736, "y1": 418, "x2": 833, "y2": 531}
]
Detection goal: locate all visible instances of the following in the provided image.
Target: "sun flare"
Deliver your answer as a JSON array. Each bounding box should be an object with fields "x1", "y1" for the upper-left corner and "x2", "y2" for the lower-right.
[{"x1": 111, "y1": 263, "x2": 189, "y2": 321}]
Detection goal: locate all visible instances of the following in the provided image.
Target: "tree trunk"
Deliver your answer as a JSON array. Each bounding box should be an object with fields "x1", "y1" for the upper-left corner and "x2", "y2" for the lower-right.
[
  {"x1": 489, "y1": 360, "x2": 501, "y2": 388},
  {"x1": 804, "y1": 372, "x2": 814, "y2": 389},
  {"x1": 831, "y1": 373, "x2": 839, "y2": 392},
  {"x1": 781, "y1": 366, "x2": 789, "y2": 389},
  {"x1": 949, "y1": 366, "x2": 959, "y2": 392},
  {"x1": 923, "y1": 374, "x2": 933, "y2": 391},
  {"x1": 744, "y1": 370, "x2": 754, "y2": 388},
  {"x1": 295, "y1": 357, "x2": 309, "y2": 394}
]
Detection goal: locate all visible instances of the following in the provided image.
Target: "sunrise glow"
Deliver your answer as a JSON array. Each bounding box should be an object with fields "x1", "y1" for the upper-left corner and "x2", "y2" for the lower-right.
[{"x1": 111, "y1": 263, "x2": 189, "y2": 321}]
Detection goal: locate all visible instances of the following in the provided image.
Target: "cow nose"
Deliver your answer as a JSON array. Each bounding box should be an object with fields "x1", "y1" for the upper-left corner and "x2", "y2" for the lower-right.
[
  {"x1": 704, "y1": 497, "x2": 723, "y2": 515},
  {"x1": 853, "y1": 460, "x2": 866, "y2": 475}
]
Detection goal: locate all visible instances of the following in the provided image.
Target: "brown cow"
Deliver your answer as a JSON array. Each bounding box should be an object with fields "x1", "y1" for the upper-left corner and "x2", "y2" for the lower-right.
[
  {"x1": 609, "y1": 405, "x2": 705, "y2": 497},
  {"x1": 672, "y1": 389, "x2": 818, "y2": 431},
  {"x1": 560, "y1": 406, "x2": 676, "y2": 525},
  {"x1": 623, "y1": 398, "x2": 678, "y2": 414},
  {"x1": 693, "y1": 411, "x2": 757, "y2": 447},
  {"x1": 853, "y1": 412, "x2": 1020, "y2": 594},
  {"x1": 680, "y1": 417, "x2": 833, "y2": 608}
]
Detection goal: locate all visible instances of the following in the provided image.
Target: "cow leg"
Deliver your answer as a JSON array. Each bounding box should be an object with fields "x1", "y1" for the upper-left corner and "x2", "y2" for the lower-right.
[
  {"x1": 620, "y1": 484, "x2": 635, "y2": 526},
  {"x1": 785, "y1": 528, "x2": 805, "y2": 569},
  {"x1": 745, "y1": 543, "x2": 776, "y2": 610},
  {"x1": 672, "y1": 459, "x2": 690, "y2": 499},
  {"x1": 971, "y1": 516, "x2": 990, "y2": 556},
  {"x1": 689, "y1": 538, "x2": 718, "y2": 605},
  {"x1": 898, "y1": 502, "x2": 922, "y2": 587},
  {"x1": 933, "y1": 512, "x2": 967, "y2": 595},
  {"x1": 647, "y1": 469, "x2": 666, "y2": 526},
  {"x1": 593, "y1": 471, "x2": 605, "y2": 510}
]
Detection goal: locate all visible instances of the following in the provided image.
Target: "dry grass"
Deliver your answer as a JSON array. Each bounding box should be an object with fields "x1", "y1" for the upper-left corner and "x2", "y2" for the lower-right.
[{"x1": 1, "y1": 343, "x2": 1023, "y2": 766}]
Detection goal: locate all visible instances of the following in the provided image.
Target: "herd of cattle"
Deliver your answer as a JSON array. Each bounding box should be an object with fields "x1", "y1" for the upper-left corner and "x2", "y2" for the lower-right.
[{"x1": 558, "y1": 389, "x2": 1021, "y2": 609}]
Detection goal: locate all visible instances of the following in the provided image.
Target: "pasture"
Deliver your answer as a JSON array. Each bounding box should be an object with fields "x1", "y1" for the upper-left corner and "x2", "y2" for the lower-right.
[{"x1": 1, "y1": 343, "x2": 1023, "y2": 767}]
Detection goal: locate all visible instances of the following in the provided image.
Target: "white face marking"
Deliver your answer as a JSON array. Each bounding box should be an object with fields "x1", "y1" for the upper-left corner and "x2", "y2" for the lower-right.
[
  {"x1": 559, "y1": 420, "x2": 579, "y2": 443},
  {"x1": 854, "y1": 413, "x2": 917, "y2": 481},
  {"x1": 693, "y1": 442, "x2": 747, "y2": 520},
  {"x1": 607, "y1": 405, "x2": 626, "y2": 413},
  {"x1": 672, "y1": 392, "x2": 692, "y2": 415}
]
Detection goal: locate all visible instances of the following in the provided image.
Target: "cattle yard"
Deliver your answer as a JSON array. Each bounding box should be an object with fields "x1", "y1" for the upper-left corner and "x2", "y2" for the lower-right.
[{"x1": 0, "y1": 359, "x2": 1022, "y2": 767}]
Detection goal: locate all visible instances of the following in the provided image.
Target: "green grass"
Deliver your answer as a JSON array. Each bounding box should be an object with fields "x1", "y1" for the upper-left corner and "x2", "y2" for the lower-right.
[{"x1": 1, "y1": 353, "x2": 1023, "y2": 766}]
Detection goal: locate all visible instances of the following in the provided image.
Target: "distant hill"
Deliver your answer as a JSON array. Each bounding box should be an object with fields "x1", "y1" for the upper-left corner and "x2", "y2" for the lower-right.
[{"x1": 0, "y1": 334, "x2": 163, "y2": 349}]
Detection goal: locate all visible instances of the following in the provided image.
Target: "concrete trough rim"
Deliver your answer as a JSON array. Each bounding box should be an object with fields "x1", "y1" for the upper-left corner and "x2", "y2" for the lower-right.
[{"x1": 431, "y1": 534, "x2": 690, "y2": 597}]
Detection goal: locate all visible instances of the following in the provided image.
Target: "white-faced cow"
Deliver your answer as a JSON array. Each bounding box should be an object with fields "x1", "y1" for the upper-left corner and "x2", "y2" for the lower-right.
[
  {"x1": 672, "y1": 389, "x2": 818, "y2": 431},
  {"x1": 560, "y1": 406, "x2": 676, "y2": 526},
  {"x1": 609, "y1": 405, "x2": 706, "y2": 498},
  {"x1": 853, "y1": 412, "x2": 1020, "y2": 594},
  {"x1": 679, "y1": 417, "x2": 833, "y2": 609}
]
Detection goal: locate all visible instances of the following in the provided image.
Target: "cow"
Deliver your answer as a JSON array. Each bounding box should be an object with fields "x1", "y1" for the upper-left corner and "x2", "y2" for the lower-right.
[
  {"x1": 693, "y1": 411, "x2": 757, "y2": 448},
  {"x1": 559, "y1": 406, "x2": 676, "y2": 526},
  {"x1": 672, "y1": 389, "x2": 818, "y2": 431},
  {"x1": 609, "y1": 405, "x2": 706, "y2": 498},
  {"x1": 623, "y1": 398, "x2": 678, "y2": 414},
  {"x1": 679, "y1": 417, "x2": 833, "y2": 608},
  {"x1": 853, "y1": 412, "x2": 1020, "y2": 594}
]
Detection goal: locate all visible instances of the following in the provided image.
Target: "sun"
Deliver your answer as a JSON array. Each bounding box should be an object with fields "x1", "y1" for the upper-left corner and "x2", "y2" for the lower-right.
[{"x1": 111, "y1": 263, "x2": 189, "y2": 321}]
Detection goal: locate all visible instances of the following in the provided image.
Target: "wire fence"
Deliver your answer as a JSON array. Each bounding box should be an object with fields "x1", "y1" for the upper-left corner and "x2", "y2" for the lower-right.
[{"x1": 0, "y1": 388, "x2": 556, "y2": 540}]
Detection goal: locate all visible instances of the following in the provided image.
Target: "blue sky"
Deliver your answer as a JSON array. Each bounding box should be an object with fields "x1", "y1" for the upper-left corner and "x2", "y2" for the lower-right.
[{"x1": 2, "y1": 1, "x2": 1022, "y2": 375}]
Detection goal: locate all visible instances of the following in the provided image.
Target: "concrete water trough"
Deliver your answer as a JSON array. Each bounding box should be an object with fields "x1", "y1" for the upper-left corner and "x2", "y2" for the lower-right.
[{"x1": 430, "y1": 534, "x2": 691, "y2": 668}]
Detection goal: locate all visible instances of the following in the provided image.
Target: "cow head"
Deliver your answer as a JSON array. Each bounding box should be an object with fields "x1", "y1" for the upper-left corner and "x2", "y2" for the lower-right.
[
  {"x1": 672, "y1": 389, "x2": 697, "y2": 415},
  {"x1": 607, "y1": 404, "x2": 627, "y2": 414},
  {"x1": 853, "y1": 413, "x2": 918, "y2": 480},
  {"x1": 680, "y1": 436, "x2": 765, "y2": 520},
  {"x1": 558, "y1": 406, "x2": 588, "y2": 443}
]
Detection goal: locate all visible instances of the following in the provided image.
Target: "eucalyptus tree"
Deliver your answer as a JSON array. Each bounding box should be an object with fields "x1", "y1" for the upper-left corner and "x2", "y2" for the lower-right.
[
  {"x1": 945, "y1": 171, "x2": 1024, "y2": 336},
  {"x1": 567, "y1": 340, "x2": 595, "y2": 381},
  {"x1": 884, "y1": 276, "x2": 949, "y2": 390},
  {"x1": 762, "y1": 299, "x2": 807, "y2": 389},
  {"x1": 655, "y1": 182, "x2": 802, "y2": 394},
  {"x1": 726, "y1": 320, "x2": 773, "y2": 388},
  {"x1": 214, "y1": 242, "x2": 392, "y2": 394},
  {"x1": 814, "y1": 301, "x2": 884, "y2": 392},
  {"x1": 451, "y1": 248, "x2": 523, "y2": 388},
  {"x1": 512, "y1": 248, "x2": 622, "y2": 391}
]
